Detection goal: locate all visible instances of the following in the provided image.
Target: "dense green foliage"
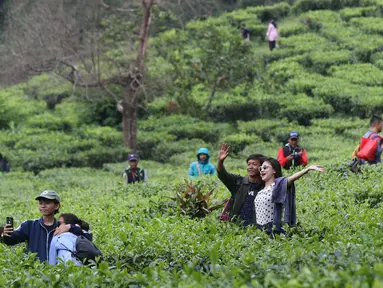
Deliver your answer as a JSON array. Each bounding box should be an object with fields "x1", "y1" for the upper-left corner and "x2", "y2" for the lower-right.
[{"x1": 2, "y1": 0, "x2": 383, "y2": 286}]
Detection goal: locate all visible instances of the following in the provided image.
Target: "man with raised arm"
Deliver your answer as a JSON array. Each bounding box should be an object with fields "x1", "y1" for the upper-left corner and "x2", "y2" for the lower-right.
[{"x1": 216, "y1": 143, "x2": 266, "y2": 226}]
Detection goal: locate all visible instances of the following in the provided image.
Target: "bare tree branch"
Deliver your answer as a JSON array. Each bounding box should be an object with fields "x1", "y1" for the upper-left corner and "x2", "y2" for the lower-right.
[{"x1": 99, "y1": 0, "x2": 138, "y2": 12}]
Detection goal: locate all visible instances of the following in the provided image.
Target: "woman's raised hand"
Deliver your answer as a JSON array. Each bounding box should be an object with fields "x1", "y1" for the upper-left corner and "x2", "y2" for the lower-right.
[
  {"x1": 307, "y1": 165, "x2": 324, "y2": 173},
  {"x1": 218, "y1": 143, "x2": 230, "y2": 162}
]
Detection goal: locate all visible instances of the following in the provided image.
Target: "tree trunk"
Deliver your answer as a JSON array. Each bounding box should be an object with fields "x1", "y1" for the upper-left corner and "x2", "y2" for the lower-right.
[
  {"x1": 122, "y1": 86, "x2": 137, "y2": 150},
  {"x1": 121, "y1": 0, "x2": 154, "y2": 149},
  {"x1": 204, "y1": 74, "x2": 225, "y2": 111}
]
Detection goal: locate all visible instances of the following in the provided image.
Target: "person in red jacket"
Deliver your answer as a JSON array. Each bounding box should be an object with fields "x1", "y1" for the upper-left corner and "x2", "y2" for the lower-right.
[{"x1": 277, "y1": 131, "x2": 308, "y2": 170}]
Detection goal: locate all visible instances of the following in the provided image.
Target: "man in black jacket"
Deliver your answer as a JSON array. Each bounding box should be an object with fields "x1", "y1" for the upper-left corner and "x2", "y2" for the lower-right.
[{"x1": 217, "y1": 144, "x2": 265, "y2": 226}]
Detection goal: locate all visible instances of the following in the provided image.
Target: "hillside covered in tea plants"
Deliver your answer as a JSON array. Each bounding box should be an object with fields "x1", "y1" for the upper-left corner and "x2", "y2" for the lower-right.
[{"x1": 2, "y1": 0, "x2": 383, "y2": 286}]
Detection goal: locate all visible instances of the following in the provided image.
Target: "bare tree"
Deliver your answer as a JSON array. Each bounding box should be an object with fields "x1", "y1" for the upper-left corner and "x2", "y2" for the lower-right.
[{"x1": 1, "y1": 0, "x2": 154, "y2": 150}]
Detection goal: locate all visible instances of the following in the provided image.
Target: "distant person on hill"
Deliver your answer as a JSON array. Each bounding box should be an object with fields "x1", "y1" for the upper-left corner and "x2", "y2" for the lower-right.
[
  {"x1": 122, "y1": 153, "x2": 147, "y2": 184},
  {"x1": 278, "y1": 132, "x2": 308, "y2": 170},
  {"x1": 241, "y1": 24, "x2": 251, "y2": 41},
  {"x1": 266, "y1": 20, "x2": 278, "y2": 51},
  {"x1": 0, "y1": 153, "x2": 10, "y2": 173},
  {"x1": 188, "y1": 148, "x2": 216, "y2": 177},
  {"x1": 217, "y1": 143, "x2": 266, "y2": 226},
  {"x1": 49, "y1": 213, "x2": 91, "y2": 266},
  {"x1": 0, "y1": 190, "x2": 89, "y2": 262},
  {"x1": 255, "y1": 157, "x2": 323, "y2": 237},
  {"x1": 352, "y1": 115, "x2": 383, "y2": 164}
]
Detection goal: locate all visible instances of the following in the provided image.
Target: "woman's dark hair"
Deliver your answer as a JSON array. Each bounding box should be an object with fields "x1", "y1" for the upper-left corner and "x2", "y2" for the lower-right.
[
  {"x1": 247, "y1": 154, "x2": 266, "y2": 164},
  {"x1": 264, "y1": 157, "x2": 282, "y2": 178},
  {"x1": 271, "y1": 20, "x2": 277, "y2": 29},
  {"x1": 59, "y1": 213, "x2": 90, "y2": 231}
]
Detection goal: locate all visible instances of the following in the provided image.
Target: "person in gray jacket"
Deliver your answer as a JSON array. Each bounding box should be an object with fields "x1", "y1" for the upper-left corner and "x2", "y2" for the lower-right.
[{"x1": 217, "y1": 143, "x2": 266, "y2": 226}]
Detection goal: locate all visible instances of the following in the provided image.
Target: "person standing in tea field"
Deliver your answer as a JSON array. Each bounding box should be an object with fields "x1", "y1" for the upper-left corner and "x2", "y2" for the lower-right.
[
  {"x1": 352, "y1": 115, "x2": 383, "y2": 165},
  {"x1": 217, "y1": 143, "x2": 265, "y2": 226},
  {"x1": 241, "y1": 24, "x2": 251, "y2": 41},
  {"x1": 0, "y1": 153, "x2": 10, "y2": 173},
  {"x1": 277, "y1": 131, "x2": 308, "y2": 170},
  {"x1": 0, "y1": 190, "x2": 88, "y2": 262},
  {"x1": 266, "y1": 20, "x2": 278, "y2": 51},
  {"x1": 255, "y1": 158, "x2": 324, "y2": 238},
  {"x1": 122, "y1": 153, "x2": 147, "y2": 184},
  {"x1": 188, "y1": 147, "x2": 216, "y2": 177}
]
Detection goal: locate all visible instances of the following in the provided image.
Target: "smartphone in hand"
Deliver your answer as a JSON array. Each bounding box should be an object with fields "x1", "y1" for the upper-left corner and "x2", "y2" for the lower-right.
[{"x1": 6, "y1": 216, "x2": 13, "y2": 228}]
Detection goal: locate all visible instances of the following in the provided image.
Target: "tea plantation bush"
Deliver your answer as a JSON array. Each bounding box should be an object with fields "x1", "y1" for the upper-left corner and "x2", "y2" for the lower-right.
[
  {"x1": 2, "y1": 155, "x2": 383, "y2": 286},
  {"x1": 3, "y1": 2, "x2": 383, "y2": 285}
]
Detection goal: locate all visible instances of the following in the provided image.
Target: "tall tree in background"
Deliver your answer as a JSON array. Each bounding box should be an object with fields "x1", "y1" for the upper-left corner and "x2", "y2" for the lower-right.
[{"x1": 1, "y1": 0, "x2": 154, "y2": 150}]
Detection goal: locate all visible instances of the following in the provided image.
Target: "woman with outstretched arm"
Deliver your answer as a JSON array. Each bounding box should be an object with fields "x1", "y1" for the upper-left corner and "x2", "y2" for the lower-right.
[{"x1": 254, "y1": 157, "x2": 324, "y2": 237}]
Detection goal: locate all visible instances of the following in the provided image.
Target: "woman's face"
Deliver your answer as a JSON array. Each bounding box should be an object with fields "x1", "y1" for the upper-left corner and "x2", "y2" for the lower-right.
[
  {"x1": 57, "y1": 216, "x2": 65, "y2": 227},
  {"x1": 259, "y1": 161, "x2": 276, "y2": 182}
]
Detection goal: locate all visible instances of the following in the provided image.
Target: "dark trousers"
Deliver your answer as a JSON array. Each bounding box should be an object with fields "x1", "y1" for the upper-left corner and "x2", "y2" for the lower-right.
[{"x1": 269, "y1": 41, "x2": 276, "y2": 51}]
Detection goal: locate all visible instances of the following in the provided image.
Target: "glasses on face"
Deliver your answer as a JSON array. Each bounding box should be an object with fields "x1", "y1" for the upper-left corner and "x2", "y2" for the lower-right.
[{"x1": 259, "y1": 165, "x2": 271, "y2": 172}]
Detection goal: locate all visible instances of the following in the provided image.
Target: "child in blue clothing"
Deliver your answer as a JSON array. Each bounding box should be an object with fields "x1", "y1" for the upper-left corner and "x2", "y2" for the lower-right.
[
  {"x1": 49, "y1": 213, "x2": 90, "y2": 266},
  {"x1": 188, "y1": 148, "x2": 216, "y2": 177}
]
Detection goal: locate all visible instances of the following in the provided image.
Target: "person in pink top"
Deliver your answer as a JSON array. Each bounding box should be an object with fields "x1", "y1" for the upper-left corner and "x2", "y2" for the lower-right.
[{"x1": 266, "y1": 20, "x2": 278, "y2": 51}]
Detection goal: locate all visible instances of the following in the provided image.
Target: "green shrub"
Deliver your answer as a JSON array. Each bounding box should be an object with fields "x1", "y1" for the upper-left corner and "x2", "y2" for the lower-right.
[
  {"x1": 246, "y1": 3, "x2": 291, "y2": 22},
  {"x1": 350, "y1": 17, "x2": 383, "y2": 35},
  {"x1": 238, "y1": 119, "x2": 295, "y2": 142},
  {"x1": 278, "y1": 93, "x2": 334, "y2": 125},
  {"x1": 340, "y1": 7, "x2": 378, "y2": 21},
  {"x1": 220, "y1": 133, "x2": 261, "y2": 153},
  {"x1": 267, "y1": 58, "x2": 307, "y2": 86},
  {"x1": 285, "y1": 73, "x2": 325, "y2": 95},
  {"x1": 209, "y1": 91, "x2": 280, "y2": 122},
  {"x1": 305, "y1": 50, "x2": 351, "y2": 74},
  {"x1": 279, "y1": 24, "x2": 309, "y2": 37},
  {"x1": 26, "y1": 113, "x2": 74, "y2": 132},
  {"x1": 329, "y1": 63, "x2": 383, "y2": 86},
  {"x1": 292, "y1": 0, "x2": 375, "y2": 14},
  {"x1": 279, "y1": 33, "x2": 337, "y2": 53},
  {"x1": 0, "y1": 87, "x2": 45, "y2": 129}
]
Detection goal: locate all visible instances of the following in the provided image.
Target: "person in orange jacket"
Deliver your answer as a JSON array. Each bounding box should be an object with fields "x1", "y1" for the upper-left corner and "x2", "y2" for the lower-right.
[{"x1": 277, "y1": 131, "x2": 308, "y2": 170}]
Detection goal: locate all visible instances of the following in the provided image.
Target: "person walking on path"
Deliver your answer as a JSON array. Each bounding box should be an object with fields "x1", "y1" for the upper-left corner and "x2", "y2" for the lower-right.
[{"x1": 266, "y1": 20, "x2": 278, "y2": 51}]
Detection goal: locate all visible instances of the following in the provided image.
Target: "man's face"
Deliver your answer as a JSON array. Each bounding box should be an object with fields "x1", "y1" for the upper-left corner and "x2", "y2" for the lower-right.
[
  {"x1": 377, "y1": 121, "x2": 383, "y2": 133},
  {"x1": 198, "y1": 154, "x2": 208, "y2": 162},
  {"x1": 39, "y1": 199, "x2": 59, "y2": 216},
  {"x1": 129, "y1": 160, "x2": 138, "y2": 168},
  {"x1": 247, "y1": 159, "x2": 261, "y2": 178},
  {"x1": 288, "y1": 138, "x2": 299, "y2": 147}
]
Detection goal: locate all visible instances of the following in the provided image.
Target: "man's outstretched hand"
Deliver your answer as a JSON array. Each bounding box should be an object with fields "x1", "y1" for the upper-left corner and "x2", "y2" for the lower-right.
[{"x1": 218, "y1": 143, "x2": 230, "y2": 162}]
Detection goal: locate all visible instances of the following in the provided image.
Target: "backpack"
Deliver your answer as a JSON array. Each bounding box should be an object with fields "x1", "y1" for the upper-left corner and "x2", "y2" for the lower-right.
[
  {"x1": 65, "y1": 235, "x2": 103, "y2": 265},
  {"x1": 357, "y1": 133, "x2": 382, "y2": 161}
]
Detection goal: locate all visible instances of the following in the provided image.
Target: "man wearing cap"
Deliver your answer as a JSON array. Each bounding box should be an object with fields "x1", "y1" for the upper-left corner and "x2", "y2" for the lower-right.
[
  {"x1": 277, "y1": 132, "x2": 308, "y2": 170},
  {"x1": 122, "y1": 153, "x2": 147, "y2": 184},
  {"x1": 1, "y1": 190, "x2": 87, "y2": 262}
]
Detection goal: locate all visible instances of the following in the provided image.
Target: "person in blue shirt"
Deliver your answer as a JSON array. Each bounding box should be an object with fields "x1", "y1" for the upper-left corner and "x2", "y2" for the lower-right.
[
  {"x1": 188, "y1": 147, "x2": 216, "y2": 177},
  {"x1": 1, "y1": 190, "x2": 87, "y2": 262},
  {"x1": 49, "y1": 213, "x2": 90, "y2": 266}
]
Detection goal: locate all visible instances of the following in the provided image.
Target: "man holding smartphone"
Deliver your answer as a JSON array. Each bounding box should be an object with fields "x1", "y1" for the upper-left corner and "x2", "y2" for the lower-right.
[
  {"x1": 277, "y1": 131, "x2": 308, "y2": 170},
  {"x1": 1, "y1": 190, "x2": 86, "y2": 262}
]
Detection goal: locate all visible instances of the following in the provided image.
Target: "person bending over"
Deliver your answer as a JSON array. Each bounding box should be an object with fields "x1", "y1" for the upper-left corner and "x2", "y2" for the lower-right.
[{"x1": 49, "y1": 213, "x2": 91, "y2": 266}]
